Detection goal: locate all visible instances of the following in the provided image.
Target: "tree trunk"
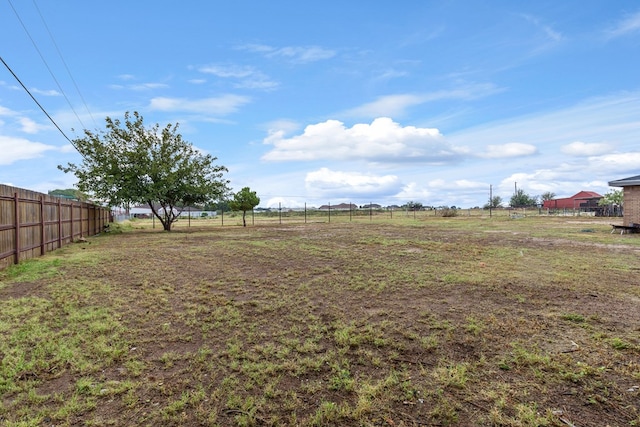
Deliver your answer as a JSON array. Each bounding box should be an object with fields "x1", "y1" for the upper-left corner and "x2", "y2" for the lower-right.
[{"x1": 242, "y1": 210, "x2": 247, "y2": 227}]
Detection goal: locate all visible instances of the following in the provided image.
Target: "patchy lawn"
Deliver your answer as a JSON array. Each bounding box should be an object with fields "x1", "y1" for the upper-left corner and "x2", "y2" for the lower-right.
[{"x1": 1, "y1": 216, "x2": 639, "y2": 426}]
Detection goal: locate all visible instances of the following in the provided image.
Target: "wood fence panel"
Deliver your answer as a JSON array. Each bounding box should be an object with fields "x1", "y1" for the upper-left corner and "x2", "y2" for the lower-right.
[{"x1": 0, "y1": 184, "x2": 111, "y2": 270}]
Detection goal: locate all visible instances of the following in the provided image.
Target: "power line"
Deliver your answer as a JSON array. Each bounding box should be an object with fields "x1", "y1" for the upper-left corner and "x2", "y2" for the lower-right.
[
  {"x1": 0, "y1": 54, "x2": 84, "y2": 158},
  {"x1": 7, "y1": 0, "x2": 87, "y2": 130},
  {"x1": 32, "y1": 0, "x2": 97, "y2": 128}
]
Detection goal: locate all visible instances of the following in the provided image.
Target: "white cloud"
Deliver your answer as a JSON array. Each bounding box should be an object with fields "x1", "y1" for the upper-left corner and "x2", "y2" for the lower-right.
[
  {"x1": 149, "y1": 95, "x2": 251, "y2": 115},
  {"x1": 130, "y1": 83, "x2": 169, "y2": 91},
  {"x1": 19, "y1": 117, "x2": 44, "y2": 134},
  {"x1": 264, "y1": 196, "x2": 306, "y2": 209},
  {"x1": 199, "y1": 65, "x2": 256, "y2": 78},
  {"x1": 606, "y1": 10, "x2": 640, "y2": 39},
  {"x1": 238, "y1": 44, "x2": 336, "y2": 63},
  {"x1": 0, "y1": 105, "x2": 17, "y2": 116},
  {"x1": 30, "y1": 88, "x2": 60, "y2": 96},
  {"x1": 305, "y1": 168, "x2": 402, "y2": 196},
  {"x1": 0, "y1": 135, "x2": 56, "y2": 165},
  {"x1": 394, "y1": 178, "x2": 488, "y2": 207},
  {"x1": 422, "y1": 178, "x2": 488, "y2": 193},
  {"x1": 394, "y1": 182, "x2": 433, "y2": 201},
  {"x1": 520, "y1": 14, "x2": 563, "y2": 43},
  {"x1": 372, "y1": 69, "x2": 409, "y2": 81},
  {"x1": 447, "y1": 92, "x2": 640, "y2": 152},
  {"x1": 264, "y1": 119, "x2": 300, "y2": 135},
  {"x1": 344, "y1": 94, "x2": 425, "y2": 118},
  {"x1": 481, "y1": 142, "x2": 538, "y2": 158},
  {"x1": 198, "y1": 65, "x2": 279, "y2": 89},
  {"x1": 60, "y1": 144, "x2": 76, "y2": 153},
  {"x1": 263, "y1": 117, "x2": 467, "y2": 163},
  {"x1": 561, "y1": 141, "x2": 613, "y2": 156},
  {"x1": 590, "y1": 152, "x2": 640, "y2": 173},
  {"x1": 188, "y1": 79, "x2": 207, "y2": 84},
  {"x1": 344, "y1": 83, "x2": 503, "y2": 118}
]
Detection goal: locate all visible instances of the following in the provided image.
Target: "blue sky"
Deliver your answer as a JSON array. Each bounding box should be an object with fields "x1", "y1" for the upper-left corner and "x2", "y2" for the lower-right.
[{"x1": 2, "y1": 1, "x2": 640, "y2": 208}]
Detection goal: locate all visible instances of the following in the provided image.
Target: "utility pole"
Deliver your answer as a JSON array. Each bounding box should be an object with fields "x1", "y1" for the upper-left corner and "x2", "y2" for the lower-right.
[{"x1": 489, "y1": 184, "x2": 493, "y2": 218}]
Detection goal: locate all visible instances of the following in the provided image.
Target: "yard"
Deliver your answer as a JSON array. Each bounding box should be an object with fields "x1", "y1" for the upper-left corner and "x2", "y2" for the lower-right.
[{"x1": 1, "y1": 215, "x2": 639, "y2": 426}]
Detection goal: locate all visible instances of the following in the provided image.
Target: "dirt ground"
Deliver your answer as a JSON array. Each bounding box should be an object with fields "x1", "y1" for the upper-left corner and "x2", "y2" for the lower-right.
[{"x1": 1, "y1": 217, "x2": 639, "y2": 426}]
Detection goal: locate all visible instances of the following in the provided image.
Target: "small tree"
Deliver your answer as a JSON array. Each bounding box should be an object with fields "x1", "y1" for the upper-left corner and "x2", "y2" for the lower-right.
[
  {"x1": 405, "y1": 201, "x2": 423, "y2": 211},
  {"x1": 510, "y1": 189, "x2": 538, "y2": 208},
  {"x1": 598, "y1": 189, "x2": 623, "y2": 206},
  {"x1": 484, "y1": 195, "x2": 503, "y2": 209},
  {"x1": 229, "y1": 187, "x2": 260, "y2": 227},
  {"x1": 540, "y1": 191, "x2": 556, "y2": 201},
  {"x1": 59, "y1": 112, "x2": 229, "y2": 231}
]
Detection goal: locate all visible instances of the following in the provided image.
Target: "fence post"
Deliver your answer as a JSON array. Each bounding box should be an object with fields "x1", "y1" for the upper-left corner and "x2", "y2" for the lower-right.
[
  {"x1": 70, "y1": 201, "x2": 74, "y2": 241},
  {"x1": 14, "y1": 192, "x2": 19, "y2": 265},
  {"x1": 40, "y1": 195, "x2": 45, "y2": 255},
  {"x1": 57, "y1": 199, "x2": 62, "y2": 249},
  {"x1": 328, "y1": 202, "x2": 331, "y2": 223}
]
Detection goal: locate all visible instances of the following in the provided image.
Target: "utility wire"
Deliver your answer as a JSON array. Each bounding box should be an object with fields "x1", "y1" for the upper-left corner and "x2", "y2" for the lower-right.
[
  {"x1": 32, "y1": 0, "x2": 97, "y2": 128},
  {"x1": 7, "y1": 0, "x2": 86, "y2": 130},
  {"x1": 0, "y1": 54, "x2": 85, "y2": 159}
]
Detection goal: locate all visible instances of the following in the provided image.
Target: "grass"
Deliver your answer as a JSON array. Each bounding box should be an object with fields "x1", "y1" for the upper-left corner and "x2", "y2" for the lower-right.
[{"x1": 0, "y1": 215, "x2": 639, "y2": 426}]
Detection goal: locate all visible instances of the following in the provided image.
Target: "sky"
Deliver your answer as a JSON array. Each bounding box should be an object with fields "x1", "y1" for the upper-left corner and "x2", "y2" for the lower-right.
[{"x1": 1, "y1": 1, "x2": 640, "y2": 209}]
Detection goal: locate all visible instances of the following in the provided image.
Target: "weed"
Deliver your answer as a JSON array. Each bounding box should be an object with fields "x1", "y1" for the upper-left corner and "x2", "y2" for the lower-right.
[
  {"x1": 433, "y1": 361, "x2": 470, "y2": 389},
  {"x1": 308, "y1": 401, "x2": 345, "y2": 426},
  {"x1": 610, "y1": 337, "x2": 632, "y2": 350},
  {"x1": 329, "y1": 367, "x2": 354, "y2": 391},
  {"x1": 561, "y1": 313, "x2": 586, "y2": 323}
]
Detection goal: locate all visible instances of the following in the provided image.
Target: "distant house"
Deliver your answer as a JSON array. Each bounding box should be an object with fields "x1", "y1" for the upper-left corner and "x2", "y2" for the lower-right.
[
  {"x1": 542, "y1": 191, "x2": 602, "y2": 211},
  {"x1": 318, "y1": 203, "x2": 357, "y2": 210},
  {"x1": 608, "y1": 175, "x2": 640, "y2": 226}
]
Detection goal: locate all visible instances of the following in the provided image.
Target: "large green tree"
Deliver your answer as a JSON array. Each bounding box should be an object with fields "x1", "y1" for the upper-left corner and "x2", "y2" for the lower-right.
[
  {"x1": 59, "y1": 112, "x2": 229, "y2": 231},
  {"x1": 229, "y1": 187, "x2": 260, "y2": 227}
]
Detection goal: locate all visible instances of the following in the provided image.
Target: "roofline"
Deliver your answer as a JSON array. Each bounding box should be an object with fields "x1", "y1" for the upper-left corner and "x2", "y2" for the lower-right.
[{"x1": 608, "y1": 175, "x2": 640, "y2": 187}]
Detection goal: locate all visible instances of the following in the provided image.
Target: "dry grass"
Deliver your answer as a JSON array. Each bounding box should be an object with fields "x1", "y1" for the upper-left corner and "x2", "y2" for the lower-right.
[{"x1": 1, "y1": 215, "x2": 639, "y2": 426}]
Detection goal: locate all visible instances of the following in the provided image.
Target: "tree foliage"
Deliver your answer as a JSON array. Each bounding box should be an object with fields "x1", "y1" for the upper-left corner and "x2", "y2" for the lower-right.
[
  {"x1": 229, "y1": 187, "x2": 260, "y2": 227},
  {"x1": 598, "y1": 189, "x2": 623, "y2": 206},
  {"x1": 540, "y1": 191, "x2": 556, "y2": 201},
  {"x1": 59, "y1": 112, "x2": 229, "y2": 231},
  {"x1": 484, "y1": 195, "x2": 503, "y2": 209},
  {"x1": 405, "y1": 201, "x2": 423, "y2": 211},
  {"x1": 510, "y1": 189, "x2": 538, "y2": 208},
  {"x1": 48, "y1": 188, "x2": 89, "y2": 201}
]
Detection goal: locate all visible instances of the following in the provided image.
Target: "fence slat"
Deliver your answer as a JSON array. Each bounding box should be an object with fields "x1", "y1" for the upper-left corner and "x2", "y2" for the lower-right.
[
  {"x1": 0, "y1": 185, "x2": 111, "y2": 270},
  {"x1": 14, "y1": 192, "x2": 19, "y2": 265}
]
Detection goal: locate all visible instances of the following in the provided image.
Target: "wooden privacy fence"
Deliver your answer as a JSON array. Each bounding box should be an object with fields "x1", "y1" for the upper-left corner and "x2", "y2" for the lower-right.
[{"x1": 0, "y1": 184, "x2": 111, "y2": 270}]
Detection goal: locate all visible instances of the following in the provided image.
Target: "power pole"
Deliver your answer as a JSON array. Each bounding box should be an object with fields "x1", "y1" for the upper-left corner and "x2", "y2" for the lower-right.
[{"x1": 489, "y1": 184, "x2": 493, "y2": 218}]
